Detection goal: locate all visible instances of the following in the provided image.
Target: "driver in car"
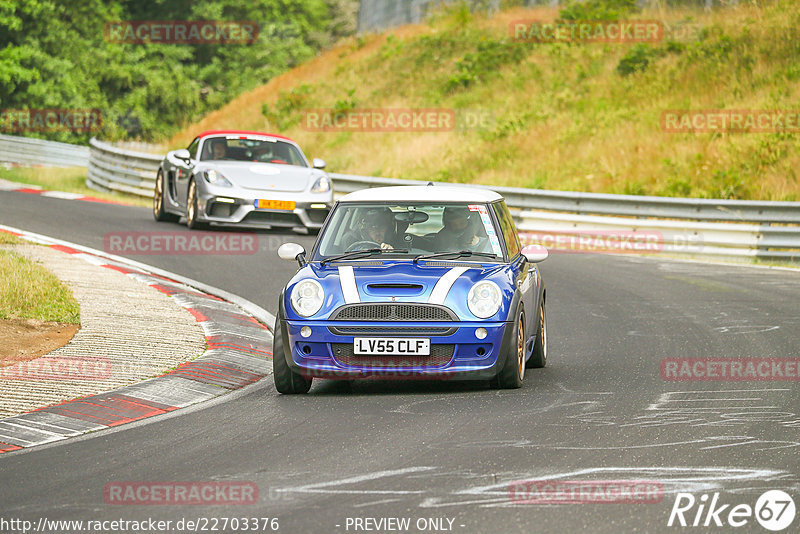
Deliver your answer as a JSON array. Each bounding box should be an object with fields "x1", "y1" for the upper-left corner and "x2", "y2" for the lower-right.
[
  {"x1": 210, "y1": 139, "x2": 228, "y2": 160},
  {"x1": 343, "y1": 208, "x2": 398, "y2": 251},
  {"x1": 434, "y1": 206, "x2": 483, "y2": 250}
]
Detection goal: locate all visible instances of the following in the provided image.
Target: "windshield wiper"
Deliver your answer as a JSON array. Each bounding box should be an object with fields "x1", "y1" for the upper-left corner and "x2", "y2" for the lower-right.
[
  {"x1": 414, "y1": 250, "x2": 499, "y2": 264},
  {"x1": 321, "y1": 248, "x2": 408, "y2": 266}
]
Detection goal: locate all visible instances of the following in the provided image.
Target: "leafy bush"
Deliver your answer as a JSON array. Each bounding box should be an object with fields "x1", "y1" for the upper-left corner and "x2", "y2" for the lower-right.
[
  {"x1": 617, "y1": 44, "x2": 663, "y2": 76},
  {"x1": 0, "y1": 0, "x2": 356, "y2": 142},
  {"x1": 262, "y1": 84, "x2": 314, "y2": 131},
  {"x1": 558, "y1": 0, "x2": 639, "y2": 22},
  {"x1": 446, "y1": 40, "x2": 528, "y2": 92}
]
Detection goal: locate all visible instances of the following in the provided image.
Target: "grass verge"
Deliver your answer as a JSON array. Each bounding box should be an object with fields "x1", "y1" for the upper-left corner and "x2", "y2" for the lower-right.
[
  {"x1": 0, "y1": 249, "x2": 80, "y2": 324},
  {"x1": 0, "y1": 166, "x2": 151, "y2": 207},
  {"x1": 0, "y1": 233, "x2": 24, "y2": 245}
]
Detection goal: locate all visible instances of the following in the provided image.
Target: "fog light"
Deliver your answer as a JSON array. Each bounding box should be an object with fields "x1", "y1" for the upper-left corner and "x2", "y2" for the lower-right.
[
  {"x1": 215, "y1": 197, "x2": 235, "y2": 203},
  {"x1": 475, "y1": 327, "x2": 487, "y2": 340},
  {"x1": 300, "y1": 326, "x2": 312, "y2": 338},
  {"x1": 310, "y1": 203, "x2": 328, "y2": 209}
]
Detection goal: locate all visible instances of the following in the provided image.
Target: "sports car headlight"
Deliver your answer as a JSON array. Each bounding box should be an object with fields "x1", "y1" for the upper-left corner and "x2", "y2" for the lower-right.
[
  {"x1": 311, "y1": 175, "x2": 331, "y2": 193},
  {"x1": 204, "y1": 169, "x2": 232, "y2": 187},
  {"x1": 290, "y1": 279, "x2": 324, "y2": 317},
  {"x1": 467, "y1": 281, "x2": 502, "y2": 319}
]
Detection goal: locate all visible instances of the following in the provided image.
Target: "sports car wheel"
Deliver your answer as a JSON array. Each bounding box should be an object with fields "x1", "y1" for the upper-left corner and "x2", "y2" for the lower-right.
[
  {"x1": 493, "y1": 309, "x2": 525, "y2": 389},
  {"x1": 527, "y1": 300, "x2": 547, "y2": 369},
  {"x1": 186, "y1": 180, "x2": 205, "y2": 230},
  {"x1": 272, "y1": 327, "x2": 313, "y2": 394},
  {"x1": 153, "y1": 170, "x2": 178, "y2": 222}
]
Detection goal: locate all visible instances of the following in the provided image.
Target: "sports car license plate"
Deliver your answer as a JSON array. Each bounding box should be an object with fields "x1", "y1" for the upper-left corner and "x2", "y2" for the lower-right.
[
  {"x1": 254, "y1": 199, "x2": 296, "y2": 210},
  {"x1": 353, "y1": 338, "x2": 430, "y2": 356}
]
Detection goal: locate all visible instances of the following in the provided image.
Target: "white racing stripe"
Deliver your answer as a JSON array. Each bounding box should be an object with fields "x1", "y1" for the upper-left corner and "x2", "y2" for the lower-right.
[
  {"x1": 428, "y1": 267, "x2": 468, "y2": 305},
  {"x1": 338, "y1": 265, "x2": 360, "y2": 303}
]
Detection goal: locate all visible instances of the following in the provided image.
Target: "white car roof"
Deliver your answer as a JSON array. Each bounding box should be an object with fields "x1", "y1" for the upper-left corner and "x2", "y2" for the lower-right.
[{"x1": 339, "y1": 185, "x2": 503, "y2": 203}]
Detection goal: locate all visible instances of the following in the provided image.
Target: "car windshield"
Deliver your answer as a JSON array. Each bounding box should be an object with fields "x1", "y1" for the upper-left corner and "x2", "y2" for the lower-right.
[
  {"x1": 199, "y1": 136, "x2": 307, "y2": 166},
  {"x1": 314, "y1": 202, "x2": 505, "y2": 261}
]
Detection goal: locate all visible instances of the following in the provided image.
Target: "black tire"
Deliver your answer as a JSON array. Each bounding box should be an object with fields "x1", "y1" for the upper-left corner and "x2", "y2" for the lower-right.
[
  {"x1": 272, "y1": 326, "x2": 312, "y2": 394},
  {"x1": 153, "y1": 170, "x2": 179, "y2": 222},
  {"x1": 186, "y1": 180, "x2": 205, "y2": 230},
  {"x1": 527, "y1": 300, "x2": 547, "y2": 369},
  {"x1": 493, "y1": 309, "x2": 525, "y2": 389}
]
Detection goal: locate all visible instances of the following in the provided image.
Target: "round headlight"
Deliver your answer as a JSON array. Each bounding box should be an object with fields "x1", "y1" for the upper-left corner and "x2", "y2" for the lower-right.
[
  {"x1": 290, "y1": 279, "x2": 324, "y2": 317},
  {"x1": 311, "y1": 175, "x2": 331, "y2": 193},
  {"x1": 204, "y1": 169, "x2": 232, "y2": 187},
  {"x1": 467, "y1": 281, "x2": 502, "y2": 319}
]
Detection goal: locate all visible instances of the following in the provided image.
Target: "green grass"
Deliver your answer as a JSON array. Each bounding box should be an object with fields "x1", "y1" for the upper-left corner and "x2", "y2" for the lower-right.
[
  {"x1": 170, "y1": 0, "x2": 800, "y2": 201},
  {"x1": 0, "y1": 167, "x2": 151, "y2": 207},
  {"x1": 0, "y1": 232, "x2": 24, "y2": 245},
  {"x1": 0, "y1": 250, "x2": 80, "y2": 324}
]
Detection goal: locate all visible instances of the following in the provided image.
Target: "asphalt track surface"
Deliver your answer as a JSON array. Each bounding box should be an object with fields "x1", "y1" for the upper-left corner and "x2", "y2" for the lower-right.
[{"x1": 1, "y1": 190, "x2": 799, "y2": 533}]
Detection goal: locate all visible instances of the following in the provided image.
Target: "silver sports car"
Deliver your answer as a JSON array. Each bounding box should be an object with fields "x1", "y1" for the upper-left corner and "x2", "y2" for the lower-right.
[{"x1": 153, "y1": 130, "x2": 333, "y2": 232}]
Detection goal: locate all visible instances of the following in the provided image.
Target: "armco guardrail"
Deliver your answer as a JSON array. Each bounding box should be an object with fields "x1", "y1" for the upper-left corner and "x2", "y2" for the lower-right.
[
  {"x1": 330, "y1": 173, "x2": 800, "y2": 225},
  {"x1": 0, "y1": 133, "x2": 89, "y2": 167},
  {"x1": 87, "y1": 138, "x2": 161, "y2": 197},
  {"x1": 329, "y1": 175, "x2": 800, "y2": 262},
  {"x1": 6, "y1": 136, "x2": 795, "y2": 263}
]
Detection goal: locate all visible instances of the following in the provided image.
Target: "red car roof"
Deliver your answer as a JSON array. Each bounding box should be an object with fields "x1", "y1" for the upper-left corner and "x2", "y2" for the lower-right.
[{"x1": 197, "y1": 130, "x2": 296, "y2": 143}]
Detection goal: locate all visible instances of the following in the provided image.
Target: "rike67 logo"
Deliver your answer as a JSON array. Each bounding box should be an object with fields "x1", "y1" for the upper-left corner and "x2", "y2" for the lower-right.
[{"x1": 668, "y1": 490, "x2": 796, "y2": 531}]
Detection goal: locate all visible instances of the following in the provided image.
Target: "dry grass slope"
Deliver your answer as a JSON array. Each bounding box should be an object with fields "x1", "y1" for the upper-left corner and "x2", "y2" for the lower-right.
[{"x1": 169, "y1": 2, "x2": 800, "y2": 200}]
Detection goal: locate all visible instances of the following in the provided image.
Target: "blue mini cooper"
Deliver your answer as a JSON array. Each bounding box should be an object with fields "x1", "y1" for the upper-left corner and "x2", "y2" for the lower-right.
[{"x1": 273, "y1": 185, "x2": 549, "y2": 393}]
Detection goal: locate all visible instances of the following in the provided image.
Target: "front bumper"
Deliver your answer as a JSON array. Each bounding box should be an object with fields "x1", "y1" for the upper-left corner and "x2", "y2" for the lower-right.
[
  {"x1": 278, "y1": 318, "x2": 515, "y2": 381},
  {"x1": 197, "y1": 189, "x2": 332, "y2": 230}
]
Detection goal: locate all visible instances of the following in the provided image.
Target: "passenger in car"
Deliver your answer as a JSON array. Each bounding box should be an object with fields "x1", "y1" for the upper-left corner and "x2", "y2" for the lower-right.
[{"x1": 433, "y1": 206, "x2": 485, "y2": 251}]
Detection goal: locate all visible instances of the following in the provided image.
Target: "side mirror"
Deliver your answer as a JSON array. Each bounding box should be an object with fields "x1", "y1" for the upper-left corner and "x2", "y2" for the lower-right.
[
  {"x1": 278, "y1": 242, "x2": 306, "y2": 266},
  {"x1": 522, "y1": 244, "x2": 548, "y2": 263},
  {"x1": 174, "y1": 149, "x2": 191, "y2": 163},
  {"x1": 312, "y1": 158, "x2": 326, "y2": 169}
]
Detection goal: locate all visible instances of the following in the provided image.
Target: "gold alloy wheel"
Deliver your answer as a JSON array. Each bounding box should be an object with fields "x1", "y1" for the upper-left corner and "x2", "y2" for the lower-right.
[
  {"x1": 540, "y1": 304, "x2": 547, "y2": 364},
  {"x1": 517, "y1": 315, "x2": 525, "y2": 381},
  {"x1": 153, "y1": 171, "x2": 163, "y2": 218},
  {"x1": 187, "y1": 181, "x2": 196, "y2": 226}
]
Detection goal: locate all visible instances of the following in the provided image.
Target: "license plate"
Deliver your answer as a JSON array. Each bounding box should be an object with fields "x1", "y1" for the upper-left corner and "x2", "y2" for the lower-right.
[
  {"x1": 353, "y1": 338, "x2": 430, "y2": 356},
  {"x1": 254, "y1": 199, "x2": 296, "y2": 210}
]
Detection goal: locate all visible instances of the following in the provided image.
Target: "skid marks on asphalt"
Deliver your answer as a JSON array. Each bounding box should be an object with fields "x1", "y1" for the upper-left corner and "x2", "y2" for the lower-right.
[{"x1": 263, "y1": 465, "x2": 797, "y2": 509}]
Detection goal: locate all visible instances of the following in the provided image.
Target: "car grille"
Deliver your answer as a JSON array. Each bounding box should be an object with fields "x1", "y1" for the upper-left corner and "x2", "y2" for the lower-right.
[
  {"x1": 331, "y1": 343, "x2": 454, "y2": 368},
  {"x1": 244, "y1": 211, "x2": 301, "y2": 225},
  {"x1": 331, "y1": 304, "x2": 457, "y2": 322},
  {"x1": 327, "y1": 326, "x2": 456, "y2": 336}
]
